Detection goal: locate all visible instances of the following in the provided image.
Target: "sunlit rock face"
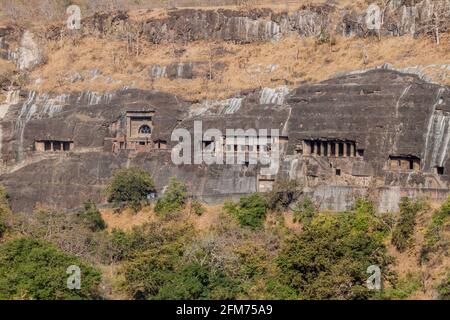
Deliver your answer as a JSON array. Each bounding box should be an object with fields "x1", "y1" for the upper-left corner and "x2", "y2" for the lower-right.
[
  {"x1": 16, "y1": 31, "x2": 43, "y2": 71},
  {"x1": 0, "y1": 70, "x2": 450, "y2": 212},
  {"x1": 39, "y1": 1, "x2": 450, "y2": 46}
]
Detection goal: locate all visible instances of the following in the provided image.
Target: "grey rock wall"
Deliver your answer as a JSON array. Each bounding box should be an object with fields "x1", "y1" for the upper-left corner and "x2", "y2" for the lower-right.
[{"x1": 1, "y1": 69, "x2": 450, "y2": 213}]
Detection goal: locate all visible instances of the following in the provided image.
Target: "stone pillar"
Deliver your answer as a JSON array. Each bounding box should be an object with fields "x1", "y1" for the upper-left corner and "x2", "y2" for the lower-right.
[
  {"x1": 326, "y1": 142, "x2": 331, "y2": 157},
  {"x1": 320, "y1": 142, "x2": 325, "y2": 157},
  {"x1": 303, "y1": 141, "x2": 310, "y2": 155},
  {"x1": 343, "y1": 143, "x2": 348, "y2": 158},
  {"x1": 350, "y1": 143, "x2": 355, "y2": 157},
  {"x1": 216, "y1": 136, "x2": 224, "y2": 157},
  {"x1": 335, "y1": 142, "x2": 339, "y2": 157}
]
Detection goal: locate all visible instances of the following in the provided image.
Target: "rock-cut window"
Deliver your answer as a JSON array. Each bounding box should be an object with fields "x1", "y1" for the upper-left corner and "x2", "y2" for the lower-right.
[{"x1": 139, "y1": 125, "x2": 151, "y2": 134}]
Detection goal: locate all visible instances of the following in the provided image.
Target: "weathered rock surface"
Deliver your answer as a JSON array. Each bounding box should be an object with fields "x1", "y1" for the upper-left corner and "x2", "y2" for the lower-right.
[
  {"x1": 16, "y1": 31, "x2": 43, "y2": 71},
  {"x1": 39, "y1": 1, "x2": 450, "y2": 45},
  {"x1": 0, "y1": 69, "x2": 450, "y2": 212}
]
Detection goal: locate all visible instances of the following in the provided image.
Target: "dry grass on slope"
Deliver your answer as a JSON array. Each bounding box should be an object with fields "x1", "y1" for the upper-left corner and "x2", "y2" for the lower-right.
[
  {"x1": 387, "y1": 203, "x2": 450, "y2": 300},
  {"x1": 100, "y1": 203, "x2": 224, "y2": 232},
  {"x1": 0, "y1": 0, "x2": 368, "y2": 26},
  {"x1": 29, "y1": 33, "x2": 450, "y2": 100}
]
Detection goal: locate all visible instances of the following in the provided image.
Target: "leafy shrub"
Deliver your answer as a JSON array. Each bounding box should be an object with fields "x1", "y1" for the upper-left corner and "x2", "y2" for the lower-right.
[
  {"x1": 154, "y1": 177, "x2": 188, "y2": 216},
  {"x1": 191, "y1": 199, "x2": 205, "y2": 216},
  {"x1": 438, "y1": 274, "x2": 450, "y2": 300},
  {"x1": 77, "y1": 201, "x2": 107, "y2": 232},
  {"x1": 0, "y1": 237, "x2": 101, "y2": 300},
  {"x1": 153, "y1": 261, "x2": 236, "y2": 300},
  {"x1": 421, "y1": 197, "x2": 450, "y2": 261},
  {"x1": 316, "y1": 27, "x2": 331, "y2": 45},
  {"x1": 0, "y1": 185, "x2": 12, "y2": 238},
  {"x1": 354, "y1": 197, "x2": 375, "y2": 216},
  {"x1": 277, "y1": 212, "x2": 394, "y2": 299},
  {"x1": 224, "y1": 193, "x2": 268, "y2": 229},
  {"x1": 391, "y1": 198, "x2": 424, "y2": 252},
  {"x1": 292, "y1": 196, "x2": 316, "y2": 224},
  {"x1": 115, "y1": 220, "x2": 216, "y2": 299},
  {"x1": 266, "y1": 180, "x2": 302, "y2": 212},
  {"x1": 0, "y1": 219, "x2": 6, "y2": 239},
  {"x1": 104, "y1": 220, "x2": 194, "y2": 264},
  {"x1": 118, "y1": 218, "x2": 282, "y2": 299},
  {"x1": 12, "y1": 208, "x2": 106, "y2": 261},
  {"x1": 106, "y1": 167, "x2": 155, "y2": 211},
  {"x1": 352, "y1": 197, "x2": 380, "y2": 233},
  {"x1": 102, "y1": 228, "x2": 132, "y2": 263},
  {"x1": 376, "y1": 273, "x2": 422, "y2": 300}
]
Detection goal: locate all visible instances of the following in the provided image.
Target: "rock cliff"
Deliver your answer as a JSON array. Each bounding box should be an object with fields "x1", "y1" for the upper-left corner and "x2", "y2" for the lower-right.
[{"x1": 0, "y1": 69, "x2": 449, "y2": 212}]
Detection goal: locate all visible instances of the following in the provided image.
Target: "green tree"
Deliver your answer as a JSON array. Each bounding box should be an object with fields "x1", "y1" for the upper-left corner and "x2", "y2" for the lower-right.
[
  {"x1": 0, "y1": 218, "x2": 6, "y2": 239},
  {"x1": 224, "y1": 193, "x2": 268, "y2": 229},
  {"x1": 77, "y1": 200, "x2": 107, "y2": 232},
  {"x1": 155, "y1": 262, "x2": 236, "y2": 299},
  {"x1": 391, "y1": 197, "x2": 424, "y2": 252},
  {"x1": 277, "y1": 212, "x2": 393, "y2": 299},
  {"x1": 0, "y1": 185, "x2": 12, "y2": 238},
  {"x1": 438, "y1": 274, "x2": 450, "y2": 300},
  {"x1": 154, "y1": 177, "x2": 188, "y2": 216},
  {"x1": 421, "y1": 197, "x2": 450, "y2": 261},
  {"x1": 106, "y1": 167, "x2": 155, "y2": 211},
  {"x1": 117, "y1": 220, "x2": 201, "y2": 299},
  {"x1": 191, "y1": 199, "x2": 205, "y2": 216},
  {"x1": 376, "y1": 273, "x2": 422, "y2": 300},
  {"x1": 266, "y1": 180, "x2": 302, "y2": 212},
  {"x1": 0, "y1": 237, "x2": 101, "y2": 300},
  {"x1": 292, "y1": 196, "x2": 316, "y2": 224}
]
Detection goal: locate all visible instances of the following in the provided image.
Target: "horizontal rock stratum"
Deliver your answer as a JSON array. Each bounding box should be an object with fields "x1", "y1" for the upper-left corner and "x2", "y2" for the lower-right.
[{"x1": 0, "y1": 69, "x2": 449, "y2": 212}]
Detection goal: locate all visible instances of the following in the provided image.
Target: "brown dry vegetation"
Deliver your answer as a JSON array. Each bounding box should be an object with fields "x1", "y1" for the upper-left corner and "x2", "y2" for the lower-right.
[
  {"x1": 0, "y1": 0, "x2": 369, "y2": 25},
  {"x1": 101, "y1": 203, "x2": 227, "y2": 232},
  {"x1": 100, "y1": 198, "x2": 450, "y2": 300},
  {"x1": 29, "y1": 33, "x2": 450, "y2": 100},
  {"x1": 1, "y1": 1, "x2": 449, "y2": 100},
  {"x1": 387, "y1": 204, "x2": 450, "y2": 299}
]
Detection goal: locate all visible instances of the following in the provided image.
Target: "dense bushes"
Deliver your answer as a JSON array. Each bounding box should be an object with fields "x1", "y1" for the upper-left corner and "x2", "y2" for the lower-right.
[
  {"x1": 391, "y1": 197, "x2": 425, "y2": 251},
  {"x1": 77, "y1": 201, "x2": 107, "y2": 232},
  {"x1": 124, "y1": 245, "x2": 237, "y2": 300},
  {"x1": 292, "y1": 196, "x2": 316, "y2": 224},
  {"x1": 191, "y1": 199, "x2": 205, "y2": 216},
  {"x1": 114, "y1": 220, "x2": 215, "y2": 299},
  {"x1": 117, "y1": 214, "x2": 283, "y2": 300},
  {"x1": 0, "y1": 219, "x2": 6, "y2": 238},
  {"x1": 2, "y1": 176, "x2": 447, "y2": 300},
  {"x1": 0, "y1": 237, "x2": 101, "y2": 300},
  {"x1": 377, "y1": 273, "x2": 422, "y2": 300},
  {"x1": 438, "y1": 274, "x2": 450, "y2": 300},
  {"x1": 391, "y1": 197, "x2": 424, "y2": 252},
  {"x1": 421, "y1": 197, "x2": 450, "y2": 261},
  {"x1": 0, "y1": 186, "x2": 12, "y2": 238},
  {"x1": 277, "y1": 208, "x2": 393, "y2": 300},
  {"x1": 12, "y1": 208, "x2": 103, "y2": 260},
  {"x1": 224, "y1": 193, "x2": 268, "y2": 229},
  {"x1": 106, "y1": 167, "x2": 155, "y2": 211},
  {"x1": 266, "y1": 180, "x2": 302, "y2": 212},
  {"x1": 154, "y1": 177, "x2": 188, "y2": 215}
]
